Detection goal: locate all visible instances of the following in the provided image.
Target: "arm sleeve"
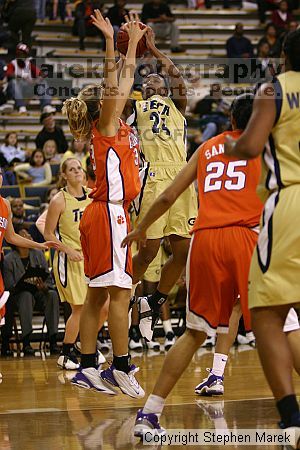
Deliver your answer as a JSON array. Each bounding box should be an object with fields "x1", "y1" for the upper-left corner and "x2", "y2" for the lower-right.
[{"x1": 14, "y1": 163, "x2": 30, "y2": 173}]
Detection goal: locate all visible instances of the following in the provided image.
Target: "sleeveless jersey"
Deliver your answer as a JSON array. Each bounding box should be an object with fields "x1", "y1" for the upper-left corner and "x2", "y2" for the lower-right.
[
  {"x1": 0, "y1": 197, "x2": 8, "y2": 295},
  {"x1": 193, "y1": 130, "x2": 263, "y2": 232},
  {"x1": 259, "y1": 71, "x2": 300, "y2": 198},
  {"x1": 89, "y1": 120, "x2": 140, "y2": 207},
  {"x1": 133, "y1": 95, "x2": 187, "y2": 164},
  {"x1": 57, "y1": 188, "x2": 91, "y2": 251}
]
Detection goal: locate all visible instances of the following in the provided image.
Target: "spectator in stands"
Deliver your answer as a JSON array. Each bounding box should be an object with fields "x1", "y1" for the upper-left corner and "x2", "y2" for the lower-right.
[
  {"x1": 72, "y1": 0, "x2": 103, "y2": 50},
  {"x1": 141, "y1": 0, "x2": 184, "y2": 53},
  {"x1": 61, "y1": 139, "x2": 89, "y2": 170},
  {"x1": 226, "y1": 23, "x2": 254, "y2": 59},
  {"x1": 271, "y1": 0, "x2": 295, "y2": 34},
  {"x1": 193, "y1": 83, "x2": 230, "y2": 145},
  {"x1": 35, "y1": 110, "x2": 68, "y2": 153},
  {"x1": 10, "y1": 197, "x2": 39, "y2": 229},
  {"x1": 13, "y1": 149, "x2": 52, "y2": 186},
  {"x1": 7, "y1": 43, "x2": 52, "y2": 113},
  {"x1": 257, "y1": 23, "x2": 282, "y2": 57},
  {"x1": 7, "y1": 0, "x2": 37, "y2": 49},
  {"x1": 106, "y1": 0, "x2": 129, "y2": 47},
  {"x1": 257, "y1": 0, "x2": 287, "y2": 25},
  {"x1": 1, "y1": 225, "x2": 60, "y2": 356},
  {"x1": 0, "y1": 60, "x2": 13, "y2": 114},
  {"x1": 0, "y1": 132, "x2": 26, "y2": 167},
  {"x1": 42, "y1": 139, "x2": 61, "y2": 163},
  {"x1": 52, "y1": 0, "x2": 73, "y2": 21}
]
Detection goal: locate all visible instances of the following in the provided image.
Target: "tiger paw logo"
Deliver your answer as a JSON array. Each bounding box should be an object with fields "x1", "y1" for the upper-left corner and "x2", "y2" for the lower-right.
[{"x1": 117, "y1": 215, "x2": 125, "y2": 225}]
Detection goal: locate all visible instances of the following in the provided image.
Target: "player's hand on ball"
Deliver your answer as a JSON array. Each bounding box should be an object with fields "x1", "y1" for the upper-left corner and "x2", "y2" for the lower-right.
[
  {"x1": 91, "y1": 9, "x2": 114, "y2": 40},
  {"x1": 121, "y1": 227, "x2": 147, "y2": 248},
  {"x1": 145, "y1": 27, "x2": 155, "y2": 50},
  {"x1": 124, "y1": 12, "x2": 148, "y2": 44}
]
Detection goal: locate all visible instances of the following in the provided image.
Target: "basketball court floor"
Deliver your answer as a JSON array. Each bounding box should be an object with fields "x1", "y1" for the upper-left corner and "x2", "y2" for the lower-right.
[{"x1": 1, "y1": 346, "x2": 299, "y2": 449}]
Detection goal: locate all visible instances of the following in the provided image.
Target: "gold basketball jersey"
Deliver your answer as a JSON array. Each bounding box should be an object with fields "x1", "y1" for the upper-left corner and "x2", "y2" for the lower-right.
[
  {"x1": 134, "y1": 95, "x2": 187, "y2": 164},
  {"x1": 57, "y1": 188, "x2": 91, "y2": 251},
  {"x1": 260, "y1": 71, "x2": 300, "y2": 199}
]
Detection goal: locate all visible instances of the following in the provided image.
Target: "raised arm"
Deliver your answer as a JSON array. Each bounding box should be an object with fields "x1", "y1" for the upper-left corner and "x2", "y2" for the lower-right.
[
  {"x1": 225, "y1": 83, "x2": 276, "y2": 159},
  {"x1": 121, "y1": 148, "x2": 199, "y2": 247},
  {"x1": 115, "y1": 13, "x2": 148, "y2": 118},
  {"x1": 145, "y1": 28, "x2": 187, "y2": 114},
  {"x1": 43, "y1": 193, "x2": 83, "y2": 262},
  {"x1": 90, "y1": 9, "x2": 119, "y2": 136}
]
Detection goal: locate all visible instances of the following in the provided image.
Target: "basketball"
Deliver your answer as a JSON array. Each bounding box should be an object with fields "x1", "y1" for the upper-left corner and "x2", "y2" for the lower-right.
[{"x1": 117, "y1": 22, "x2": 148, "y2": 58}]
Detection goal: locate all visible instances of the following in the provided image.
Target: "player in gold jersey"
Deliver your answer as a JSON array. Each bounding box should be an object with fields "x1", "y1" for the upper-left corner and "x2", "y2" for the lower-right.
[
  {"x1": 129, "y1": 29, "x2": 197, "y2": 340},
  {"x1": 225, "y1": 30, "x2": 300, "y2": 445}
]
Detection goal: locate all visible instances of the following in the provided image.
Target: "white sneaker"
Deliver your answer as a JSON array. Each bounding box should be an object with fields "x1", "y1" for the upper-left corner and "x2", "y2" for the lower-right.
[
  {"x1": 72, "y1": 367, "x2": 116, "y2": 394},
  {"x1": 145, "y1": 339, "x2": 160, "y2": 351},
  {"x1": 129, "y1": 338, "x2": 143, "y2": 351},
  {"x1": 201, "y1": 335, "x2": 216, "y2": 348},
  {"x1": 0, "y1": 103, "x2": 13, "y2": 114},
  {"x1": 101, "y1": 364, "x2": 145, "y2": 398},
  {"x1": 57, "y1": 354, "x2": 80, "y2": 370},
  {"x1": 138, "y1": 296, "x2": 159, "y2": 342},
  {"x1": 164, "y1": 332, "x2": 176, "y2": 351},
  {"x1": 18, "y1": 106, "x2": 27, "y2": 113},
  {"x1": 96, "y1": 349, "x2": 106, "y2": 365}
]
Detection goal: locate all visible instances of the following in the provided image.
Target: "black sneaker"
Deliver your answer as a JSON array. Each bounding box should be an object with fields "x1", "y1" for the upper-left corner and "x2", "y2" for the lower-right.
[{"x1": 23, "y1": 345, "x2": 35, "y2": 356}]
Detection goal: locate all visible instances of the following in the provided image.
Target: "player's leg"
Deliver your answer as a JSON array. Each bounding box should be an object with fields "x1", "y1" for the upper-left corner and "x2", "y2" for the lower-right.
[
  {"x1": 100, "y1": 286, "x2": 145, "y2": 398},
  {"x1": 131, "y1": 238, "x2": 161, "y2": 284},
  {"x1": 72, "y1": 287, "x2": 115, "y2": 394},
  {"x1": 58, "y1": 304, "x2": 82, "y2": 370},
  {"x1": 134, "y1": 328, "x2": 207, "y2": 436},
  {"x1": 251, "y1": 305, "x2": 299, "y2": 427}
]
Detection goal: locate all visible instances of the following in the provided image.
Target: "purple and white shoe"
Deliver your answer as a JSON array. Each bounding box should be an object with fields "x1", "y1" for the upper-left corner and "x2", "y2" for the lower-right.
[
  {"x1": 71, "y1": 368, "x2": 116, "y2": 394},
  {"x1": 195, "y1": 368, "x2": 224, "y2": 396},
  {"x1": 100, "y1": 364, "x2": 145, "y2": 398},
  {"x1": 134, "y1": 409, "x2": 166, "y2": 438}
]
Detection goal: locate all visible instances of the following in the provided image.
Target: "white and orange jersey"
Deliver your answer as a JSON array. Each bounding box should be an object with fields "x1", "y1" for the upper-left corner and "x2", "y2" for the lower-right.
[
  {"x1": 89, "y1": 120, "x2": 141, "y2": 208},
  {"x1": 193, "y1": 130, "x2": 263, "y2": 232}
]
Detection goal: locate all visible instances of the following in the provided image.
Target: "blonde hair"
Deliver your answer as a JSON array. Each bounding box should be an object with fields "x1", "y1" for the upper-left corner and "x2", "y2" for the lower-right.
[
  {"x1": 62, "y1": 84, "x2": 104, "y2": 141},
  {"x1": 57, "y1": 157, "x2": 83, "y2": 189}
]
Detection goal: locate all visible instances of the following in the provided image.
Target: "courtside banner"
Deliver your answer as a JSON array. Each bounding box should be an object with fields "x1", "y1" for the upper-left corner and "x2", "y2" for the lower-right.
[{"x1": 142, "y1": 429, "x2": 296, "y2": 446}]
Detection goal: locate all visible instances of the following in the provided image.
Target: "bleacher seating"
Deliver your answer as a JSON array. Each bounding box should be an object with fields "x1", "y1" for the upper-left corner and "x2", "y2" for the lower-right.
[{"x1": 24, "y1": 185, "x2": 53, "y2": 202}]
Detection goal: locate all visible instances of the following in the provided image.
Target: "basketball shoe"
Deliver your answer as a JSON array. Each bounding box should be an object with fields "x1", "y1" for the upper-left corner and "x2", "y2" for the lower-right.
[
  {"x1": 72, "y1": 367, "x2": 116, "y2": 394},
  {"x1": 129, "y1": 326, "x2": 143, "y2": 351},
  {"x1": 134, "y1": 409, "x2": 166, "y2": 438},
  {"x1": 138, "y1": 296, "x2": 159, "y2": 342},
  {"x1": 195, "y1": 368, "x2": 224, "y2": 396},
  {"x1": 100, "y1": 364, "x2": 145, "y2": 398},
  {"x1": 57, "y1": 353, "x2": 80, "y2": 370},
  {"x1": 164, "y1": 332, "x2": 176, "y2": 351}
]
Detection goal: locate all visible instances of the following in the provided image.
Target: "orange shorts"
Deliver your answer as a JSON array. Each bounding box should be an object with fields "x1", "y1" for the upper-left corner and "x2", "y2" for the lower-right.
[
  {"x1": 186, "y1": 227, "x2": 258, "y2": 335},
  {"x1": 80, "y1": 201, "x2": 132, "y2": 289}
]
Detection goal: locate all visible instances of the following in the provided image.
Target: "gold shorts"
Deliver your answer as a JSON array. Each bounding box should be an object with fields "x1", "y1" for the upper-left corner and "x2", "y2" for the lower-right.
[
  {"x1": 53, "y1": 252, "x2": 87, "y2": 305},
  {"x1": 134, "y1": 163, "x2": 198, "y2": 239},
  {"x1": 249, "y1": 186, "x2": 300, "y2": 309}
]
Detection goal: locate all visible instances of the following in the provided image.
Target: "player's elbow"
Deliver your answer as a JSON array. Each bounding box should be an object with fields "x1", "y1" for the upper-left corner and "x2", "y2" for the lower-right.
[{"x1": 160, "y1": 190, "x2": 176, "y2": 208}]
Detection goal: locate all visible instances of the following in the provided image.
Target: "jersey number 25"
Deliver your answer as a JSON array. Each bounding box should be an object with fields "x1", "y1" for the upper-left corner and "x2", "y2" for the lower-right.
[{"x1": 204, "y1": 160, "x2": 247, "y2": 193}]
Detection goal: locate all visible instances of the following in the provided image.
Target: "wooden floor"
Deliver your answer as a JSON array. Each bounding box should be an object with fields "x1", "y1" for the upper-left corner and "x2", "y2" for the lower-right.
[{"x1": 0, "y1": 345, "x2": 299, "y2": 450}]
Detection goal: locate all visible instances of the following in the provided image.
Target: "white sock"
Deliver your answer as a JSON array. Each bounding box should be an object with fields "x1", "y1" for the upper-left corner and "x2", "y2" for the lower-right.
[
  {"x1": 163, "y1": 319, "x2": 173, "y2": 336},
  {"x1": 143, "y1": 394, "x2": 165, "y2": 415},
  {"x1": 211, "y1": 352, "x2": 228, "y2": 377}
]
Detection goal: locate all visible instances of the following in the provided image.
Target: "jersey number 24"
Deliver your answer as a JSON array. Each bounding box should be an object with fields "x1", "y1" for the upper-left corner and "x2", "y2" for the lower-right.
[{"x1": 204, "y1": 160, "x2": 247, "y2": 193}]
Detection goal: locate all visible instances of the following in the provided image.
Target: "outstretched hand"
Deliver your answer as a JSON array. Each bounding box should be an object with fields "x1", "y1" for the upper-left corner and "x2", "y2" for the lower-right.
[
  {"x1": 40, "y1": 241, "x2": 62, "y2": 250},
  {"x1": 91, "y1": 9, "x2": 114, "y2": 40},
  {"x1": 124, "y1": 12, "x2": 148, "y2": 45},
  {"x1": 121, "y1": 227, "x2": 147, "y2": 248}
]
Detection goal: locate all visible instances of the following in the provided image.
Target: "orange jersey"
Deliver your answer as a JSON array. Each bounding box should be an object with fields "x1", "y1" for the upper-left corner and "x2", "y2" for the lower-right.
[
  {"x1": 193, "y1": 130, "x2": 263, "y2": 232},
  {"x1": 89, "y1": 120, "x2": 140, "y2": 208},
  {"x1": 0, "y1": 196, "x2": 8, "y2": 318}
]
